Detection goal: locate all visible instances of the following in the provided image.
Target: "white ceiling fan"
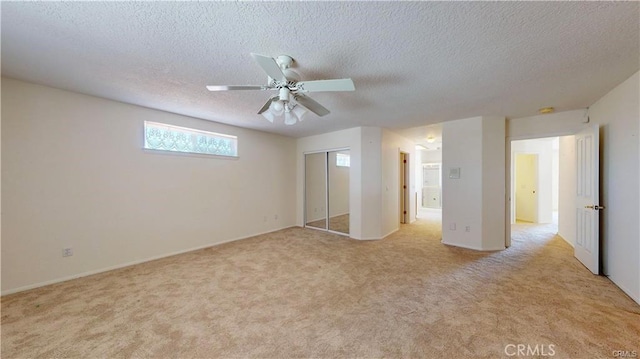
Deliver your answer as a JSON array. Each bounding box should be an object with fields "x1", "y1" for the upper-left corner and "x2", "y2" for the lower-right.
[{"x1": 206, "y1": 53, "x2": 355, "y2": 125}]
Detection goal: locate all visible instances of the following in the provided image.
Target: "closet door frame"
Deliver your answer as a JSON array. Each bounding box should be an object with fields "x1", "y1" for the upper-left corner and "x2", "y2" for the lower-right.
[{"x1": 304, "y1": 147, "x2": 350, "y2": 236}]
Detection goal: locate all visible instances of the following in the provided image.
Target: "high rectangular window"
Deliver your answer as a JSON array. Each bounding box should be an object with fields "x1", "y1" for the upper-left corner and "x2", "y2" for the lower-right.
[{"x1": 144, "y1": 121, "x2": 238, "y2": 157}]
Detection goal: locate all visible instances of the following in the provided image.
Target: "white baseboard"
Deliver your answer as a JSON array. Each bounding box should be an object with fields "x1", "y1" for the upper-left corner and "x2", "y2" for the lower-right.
[
  {"x1": 382, "y1": 228, "x2": 399, "y2": 239},
  {"x1": 557, "y1": 233, "x2": 575, "y2": 247},
  {"x1": 352, "y1": 227, "x2": 399, "y2": 241},
  {"x1": 441, "y1": 240, "x2": 505, "y2": 251},
  {"x1": 608, "y1": 276, "x2": 640, "y2": 305},
  {"x1": 1, "y1": 226, "x2": 295, "y2": 296}
]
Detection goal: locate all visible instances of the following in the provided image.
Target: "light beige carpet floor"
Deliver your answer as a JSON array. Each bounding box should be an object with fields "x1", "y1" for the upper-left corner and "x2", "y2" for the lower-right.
[
  {"x1": 2, "y1": 214, "x2": 639, "y2": 358},
  {"x1": 308, "y1": 214, "x2": 350, "y2": 234}
]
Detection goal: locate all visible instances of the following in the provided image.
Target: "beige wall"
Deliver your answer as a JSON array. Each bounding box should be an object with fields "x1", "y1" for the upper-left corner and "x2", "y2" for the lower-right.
[{"x1": 1, "y1": 78, "x2": 297, "y2": 294}]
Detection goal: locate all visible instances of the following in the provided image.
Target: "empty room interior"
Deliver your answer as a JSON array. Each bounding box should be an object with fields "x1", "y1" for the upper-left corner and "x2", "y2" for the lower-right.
[{"x1": 1, "y1": 2, "x2": 639, "y2": 358}]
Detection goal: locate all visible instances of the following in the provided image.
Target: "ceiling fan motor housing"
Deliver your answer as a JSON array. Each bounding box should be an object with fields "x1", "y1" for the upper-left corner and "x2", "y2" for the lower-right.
[
  {"x1": 279, "y1": 87, "x2": 290, "y2": 102},
  {"x1": 276, "y1": 55, "x2": 294, "y2": 69}
]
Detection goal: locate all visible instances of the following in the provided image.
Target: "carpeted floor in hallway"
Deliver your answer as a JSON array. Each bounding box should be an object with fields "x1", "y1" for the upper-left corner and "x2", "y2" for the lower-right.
[{"x1": 1, "y1": 213, "x2": 639, "y2": 358}]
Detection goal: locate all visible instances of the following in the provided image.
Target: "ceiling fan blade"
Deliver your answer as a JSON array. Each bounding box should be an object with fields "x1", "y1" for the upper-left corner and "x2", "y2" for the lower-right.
[
  {"x1": 297, "y1": 78, "x2": 355, "y2": 92},
  {"x1": 206, "y1": 85, "x2": 269, "y2": 91},
  {"x1": 250, "y1": 53, "x2": 286, "y2": 82},
  {"x1": 295, "y1": 95, "x2": 330, "y2": 117},
  {"x1": 258, "y1": 96, "x2": 278, "y2": 114}
]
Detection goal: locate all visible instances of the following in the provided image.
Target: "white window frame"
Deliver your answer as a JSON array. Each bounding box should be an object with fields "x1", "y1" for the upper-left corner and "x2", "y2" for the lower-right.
[{"x1": 143, "y1": 121, "x2": 238, "y2": 158}]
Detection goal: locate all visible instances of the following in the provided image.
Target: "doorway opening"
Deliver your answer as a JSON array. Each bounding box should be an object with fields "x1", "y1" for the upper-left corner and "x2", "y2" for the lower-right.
[
  {"x1": 415, "y1": 142, "x2": 443, "y2": 226},
  {"x1": 508, "y1": 129, "x2": 601, "y2": 275},
  {"x1": 510, "y1": 137, "x2": 560, "y2": 231}
]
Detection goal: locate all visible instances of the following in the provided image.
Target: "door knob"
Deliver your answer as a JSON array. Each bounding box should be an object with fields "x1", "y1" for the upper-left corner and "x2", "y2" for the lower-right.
[{"x1": 585, "y1": 205, "x2": 605, "y2": 210}]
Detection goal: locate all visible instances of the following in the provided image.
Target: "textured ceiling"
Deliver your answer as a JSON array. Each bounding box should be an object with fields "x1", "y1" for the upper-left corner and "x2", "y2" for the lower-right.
[{"x1": 2, "y1": 2, "x2": 638, "y2": 139}]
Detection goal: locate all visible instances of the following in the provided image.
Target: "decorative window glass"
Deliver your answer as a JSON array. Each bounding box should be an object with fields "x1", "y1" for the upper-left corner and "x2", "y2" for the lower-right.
[
  {"x1": 336, "y1": 153, "x2": 350, "y2": 167},
  {"x1": 144, "y1": 121, "x2": 238, "y2": 157}
]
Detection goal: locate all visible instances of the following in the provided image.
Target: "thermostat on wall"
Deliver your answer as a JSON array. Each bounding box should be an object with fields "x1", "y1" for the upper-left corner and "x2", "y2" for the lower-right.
[{"x1": 449, "y1": 167, "x2": 461, "y2": 179}]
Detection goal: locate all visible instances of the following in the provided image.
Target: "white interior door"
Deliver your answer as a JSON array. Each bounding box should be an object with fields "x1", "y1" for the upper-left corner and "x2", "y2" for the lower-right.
[
  {"x1": 400, "y1": 153, "x2": 407, "y2": 224},
  {"x1": 575, "y1": 126, "x2": 601, "y2": 274}
]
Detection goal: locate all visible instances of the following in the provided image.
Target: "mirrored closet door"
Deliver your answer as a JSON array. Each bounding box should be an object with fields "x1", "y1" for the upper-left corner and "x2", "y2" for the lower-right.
[
  {"x1": 304, "y1": 149, "x2": 350, "y2": 235},
  {"x1": 328, "y1": 150, "x2": 350, "y2": 234},
  {"x1": 305, "y1": 152, "x2": 327, "y2": 230}
]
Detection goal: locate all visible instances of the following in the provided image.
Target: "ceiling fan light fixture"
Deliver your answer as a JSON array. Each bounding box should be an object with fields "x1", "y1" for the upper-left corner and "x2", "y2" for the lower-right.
[
  {"x1": 270, "y1": 100, "x2": 284, "y2": 115},
  {"x1": 261, "y1": 110, "x2": 275, "y2": 123},
  {"x1": 284, "y1": 111, "x2": 298, "y2": 126},
  {"x1": 292, "y1": 105, "x2": 308, "y2": 122}
]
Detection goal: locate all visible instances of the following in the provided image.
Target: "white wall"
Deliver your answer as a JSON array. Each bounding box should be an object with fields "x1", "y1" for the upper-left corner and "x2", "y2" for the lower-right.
[
  {"x1": 359, "y1": 127, "x2": 384, "y2": 239},
  {"x1": 552, "y1": 138, "x2": 559, "y2": 212},
  {"x1": 421, "y1": 149, "x2": 442, "y2": 163},
  {"x1": 481, "y1": 116, "x2": 507, "y2": 251},
  {"x1": 508, "y1": 109, "x2": 588, "y2": 139},
  {"x1": 442, "y1": 116, "x2": 505, "y2": 251},
  {"x1": 414, "y1": 147, "x2": 423, "y2": 212},
  {"x1": 1, "y1": 78, "x2": 297, "y2": 294},
  {"x1": 558, "y1": 135, "x2": 576, "y2": 247},
  {"x1": 589, "y1": 71, "x2": 639, "y2": 303},
  {"x1": 381, "y1": 130, "x2": 416, "y2": 237},
  {"x1": 0, "y1": 79, "x2": 2, "y2": 287},
  {"x1": 443, "y1": 118, "x2": 483, "y2": 249}
]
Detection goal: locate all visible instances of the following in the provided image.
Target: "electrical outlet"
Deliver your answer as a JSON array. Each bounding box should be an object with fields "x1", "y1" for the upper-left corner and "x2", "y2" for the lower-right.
[
  {"x1": 465, "y1": 226, "x2": 471, "y2": 232},
  {"x1": 449, "y1": 223, "x2": 456, "y2": 230},
  {"x1": 274, "y1": 214, "x2": 278, "y2": 220},
  {"x1": 263, "y1": 216, "x2": 267, "y2": 222},
  {"x1": 62, "y1": 248, "x2": 73, "y2": 257}
]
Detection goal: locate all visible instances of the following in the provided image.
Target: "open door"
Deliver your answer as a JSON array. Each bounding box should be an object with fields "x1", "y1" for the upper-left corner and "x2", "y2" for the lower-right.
[
  {"x1": 574, "y1": 125, "x2": 601, "y2": 274},
  {"x1": 400, "y1": 152, "x2": 409, "y2": 224}
]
